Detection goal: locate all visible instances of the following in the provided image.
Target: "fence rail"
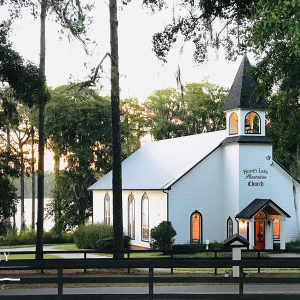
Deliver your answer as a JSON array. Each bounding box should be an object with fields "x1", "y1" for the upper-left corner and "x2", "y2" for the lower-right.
[{"x1": 0, "y1": 251, "x2": 300, "y2": 299}]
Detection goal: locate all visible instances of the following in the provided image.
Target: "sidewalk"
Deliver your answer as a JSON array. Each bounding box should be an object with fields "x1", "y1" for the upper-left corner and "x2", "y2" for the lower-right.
[{"x1": 0, "y1": 245, "x2": 109, "y2": 259}]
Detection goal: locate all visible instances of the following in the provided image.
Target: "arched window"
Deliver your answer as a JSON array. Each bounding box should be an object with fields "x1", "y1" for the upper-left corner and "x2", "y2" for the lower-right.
[
  {"x1": 191, "y1": 211, "x2": 202, "y2": 244},
  {"x1": 229, "y1": 113, "x2": 238, "y2": 135},
  {"x1": 141, "y1": 193, "x2": 149, "y2": 241},
  {"x1": 254, "y1": 211, "x2": 266, "y2": 219},
  {"x1": 104, "y1": 193, "x2": 110, "y2": 225},
  {"x1": 227, "y1": 217, "x2": 233, "y2": 238},
  {"x1": 245, "y1": 112, "x2": 261, "y2": 134},
  {"x1": 128, "y1": 193, "x2": 135, "y2": 239}
]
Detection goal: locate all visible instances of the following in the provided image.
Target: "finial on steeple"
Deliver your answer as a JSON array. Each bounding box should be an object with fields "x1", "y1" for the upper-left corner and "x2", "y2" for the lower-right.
[{"x1": 223, "y1": 55, "x2": 267, "y2": 111}]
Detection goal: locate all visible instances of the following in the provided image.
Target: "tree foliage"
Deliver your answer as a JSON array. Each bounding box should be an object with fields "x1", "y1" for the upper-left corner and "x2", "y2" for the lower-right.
[
  {"x1": 0, "y1": 22, "x2": 49, "y2": 108},
  {"x1": 121, "y1": 97, "x2": 147, "y2": 160},
  {"x1": 248, "y1": 1, "x2": 300, "y2": 98},
  {"x1": 45, "y1": 86, "x2": 112, "y2": 232},
  {"x1": 266, "y1": 91, "x2": 300, "y2": 179},
  {"x1": 46, "y1": 85, "x2": 112, "y2": 174},
  {"x1": 143, "y1": 80, "x2": 227, "y2": 140},
  {"x1": 142, "y1": 0, "x2": 257, "y2": 63}
]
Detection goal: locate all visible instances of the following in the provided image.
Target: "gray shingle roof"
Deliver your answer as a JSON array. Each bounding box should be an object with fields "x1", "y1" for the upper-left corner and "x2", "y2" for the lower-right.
[
  {"x1": 221, "y1": 135, "x2": 271, "y2": 145},
  {"x1": 236, "y1": 199, "x2": 291, "y2": 219},
  {"x1": 89, "y1": 130, "x2": 227, "y2": 190},
  {"x1": 223, "y1": 56, "x2": 267, "y2": 111}
]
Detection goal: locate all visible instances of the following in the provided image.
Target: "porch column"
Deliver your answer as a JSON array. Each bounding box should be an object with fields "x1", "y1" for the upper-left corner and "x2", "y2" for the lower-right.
[
  {"x1": 280, "y1": 219, "x2": 285, "y2": 250},
  {"x1": 248, "y1": 220, "x2": 254, "y2": 249}
]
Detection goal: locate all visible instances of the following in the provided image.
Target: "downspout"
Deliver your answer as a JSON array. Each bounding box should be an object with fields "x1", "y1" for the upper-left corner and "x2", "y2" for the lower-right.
[{"x1": 163, "y1": 190, "x2": 169, "y2": 221}]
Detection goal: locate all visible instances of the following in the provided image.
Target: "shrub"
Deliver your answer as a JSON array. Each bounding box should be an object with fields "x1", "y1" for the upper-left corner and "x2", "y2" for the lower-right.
[
  {"x1": 74, "y1": 223, "x2": 113, "y2": 249},
  {"x1": 286, "y1": 240, "x2": 300, "y2": 251},
  {"x1": 172, "y1": 241, "x2": 227, "y2": 253},
  {"x1": 95, "y1": 235, "x2": 131, "y2": 253},
  {"x1": 150, "y1": 221, "x2": 176, "y2": 251},
  {"x1": 43, "y1": 229, "x2": 74, "y2": 244}
]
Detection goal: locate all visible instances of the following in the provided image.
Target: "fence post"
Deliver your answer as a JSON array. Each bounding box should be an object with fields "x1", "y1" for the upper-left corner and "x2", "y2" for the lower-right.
[
  {"x1": 239, "y1": 266, "x2": 243, "y2": 295},
  {"x1": 258, "y1": 251, "x2": 260, "y2": 274},
  {"x1": 84, "y1": 252, "x2": 87, "y2": 273},
  {"x1": 214, "y1": 251, "x2": 217, "y2": 275},
  {"x1": 58, "y1": 267, "x2": 63, "y2": 298},
  {"x1": 127, "y1": 251, "x2": 130, "y2": 274},
  {"x1": 171, "y1": 251, "x2": 173, "y2": 274},
  {"x1": 149, "y1": 267, "x2": 154, "y2": 300}
]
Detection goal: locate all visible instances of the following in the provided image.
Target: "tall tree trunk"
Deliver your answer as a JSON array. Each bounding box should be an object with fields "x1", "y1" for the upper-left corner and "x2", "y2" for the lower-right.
[
  {"x1": 110, "y1": 0, "x2": 124, "y2": 259},
  {"x1": 31, "y1": 127, "x2": 35, "y2": 230},
  {"x1": 54, "y1": 152, "x2": 62, "y2": 234},
  {"x1": 36, "y1": 0, "x2": 47, "y2": 260},
  {"x1": 20, "y1": 144, "x2": 25, "y2": 232}
]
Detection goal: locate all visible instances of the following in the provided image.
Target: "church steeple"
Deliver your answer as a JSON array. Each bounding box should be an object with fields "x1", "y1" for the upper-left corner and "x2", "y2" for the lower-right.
[
  {"x1": 223, "y1": 55, "x2": 267, "y2": 111},
  {"x1": 223, "y1": 56, "x2": 267, "y2": 137}
]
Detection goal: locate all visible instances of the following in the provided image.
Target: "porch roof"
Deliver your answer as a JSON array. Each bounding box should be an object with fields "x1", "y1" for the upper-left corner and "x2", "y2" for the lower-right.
[{"x1": 236, "y1": 199, "x2": 291, "y2": 219}]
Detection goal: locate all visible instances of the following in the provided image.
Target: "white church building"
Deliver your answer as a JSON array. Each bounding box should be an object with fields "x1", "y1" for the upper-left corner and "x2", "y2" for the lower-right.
[{"x1": 90, "y1": 56, "x2": 300, "y2": 250}]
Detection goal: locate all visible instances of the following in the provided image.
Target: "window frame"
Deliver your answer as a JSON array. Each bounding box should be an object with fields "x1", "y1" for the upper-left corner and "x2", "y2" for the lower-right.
[
  {"x1": 104, "y1": 192, "x2": 110, "y2": 225},
  {"x1": 245, "y1": 111, "x2": 261, "y2": 134},
  {"x1": 227, "y1": 217, "x2": 233, "y2": 238},
  {"x1": 229, "y1": 112, "x2": 238, "y2": 135},
  {"x1": 128, "y1": 192, "x2": 135, "y2": 240},
  {"x1": 141, "y1": 193, "x2": 149, "y2": 242},
  {"x1": 190, "y1": 210, "x2": 202, "y2": 244}
]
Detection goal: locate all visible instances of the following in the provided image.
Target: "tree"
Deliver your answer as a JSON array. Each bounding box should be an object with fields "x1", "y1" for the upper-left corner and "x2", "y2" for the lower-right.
[
  {"x1": 150, "y1": 221, "x2": 176, "y2": 252},
  {"x1": 35, "y1": 0, "x2": 93, "y2": 260},
  {"x1": 110, "y1": 0, "x2": 123, "y2": 259},
  {"x1": 0, "y1": 153, "x2": 18, "y2": 235},
  {"x1": 0, "y1": 89, "x2": 35, "y2": 232},
  {"x1": 45, "y1": 85, "x2": 112, "y2": 232},
  {"x1": 121, "y1": 98, "x2": 147, "y2": 160},
  {"x1": 247, "y1": 1, "x2": 300, "y2": 99},
  {"x1": 143, "y1": 88, "x2": 181, "y2": 140},
  {"x1": 266, "y1": 91, "x2": 300, "y2": 179},
  {"x1": 142, "y1": 0, "x2": 257, "y2": 63},
  {"x1": 144, "y1": 81, "x2": 227, "y2": 140}
]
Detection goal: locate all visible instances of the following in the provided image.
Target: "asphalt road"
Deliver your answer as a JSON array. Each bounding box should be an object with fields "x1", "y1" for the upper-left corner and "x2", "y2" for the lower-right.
[{"x1": 1, "y1": 284, "x2": 300, "y2": 296}]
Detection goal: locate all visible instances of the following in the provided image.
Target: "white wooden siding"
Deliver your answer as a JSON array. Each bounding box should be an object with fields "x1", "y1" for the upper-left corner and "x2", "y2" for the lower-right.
[
  {"x1": 238, "y1": 144, "x2": 272, "y2": 211},
  {"x1": 221, "y1": 143, "x2": 240, "y2": 237},
  {"x1": 169, "y1": 147, "x2": 223, "y2": 245},
  {"x1": 272, "y1": 163, "x2": 300, "y2": 241}
]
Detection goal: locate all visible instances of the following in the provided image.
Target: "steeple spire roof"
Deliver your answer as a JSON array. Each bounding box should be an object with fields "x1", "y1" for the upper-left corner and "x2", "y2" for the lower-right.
[{"x1": 223, "y1": 55, "x2": 267, "y2": 111}]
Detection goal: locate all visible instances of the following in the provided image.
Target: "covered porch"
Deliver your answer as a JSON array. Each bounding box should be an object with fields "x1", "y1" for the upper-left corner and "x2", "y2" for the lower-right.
[{"x1": 236, "y1": 199, "x2": 291, "y2": 250}]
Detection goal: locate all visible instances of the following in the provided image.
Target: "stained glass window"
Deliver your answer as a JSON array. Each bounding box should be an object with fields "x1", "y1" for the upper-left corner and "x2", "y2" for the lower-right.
[
  {"x1": 191, "y1": 211, "x2": 202, "y2": 244},
  {"x1": 104, "y1": 193, "x2": 110, "y2": 225},
  {"x1": 227, "y1": 217, "x2": 233, "y2": 238},
  {"x1": 128, "y1": 193, "x2": 135, "y2": 239},
  {"x1": 142, "y1": 193, "x2": 149, "y2": 241}
]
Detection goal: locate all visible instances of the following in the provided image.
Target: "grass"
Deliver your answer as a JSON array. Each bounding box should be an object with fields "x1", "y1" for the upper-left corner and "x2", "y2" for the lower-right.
[{"x1": 54, "y1": 244, "x2": 85, "y2": 251}]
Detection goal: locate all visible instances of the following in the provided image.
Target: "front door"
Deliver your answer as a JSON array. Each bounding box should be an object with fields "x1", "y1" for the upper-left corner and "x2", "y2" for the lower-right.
[{"x1": 255, "y1": 221, "x2": 265, "y2": 249}]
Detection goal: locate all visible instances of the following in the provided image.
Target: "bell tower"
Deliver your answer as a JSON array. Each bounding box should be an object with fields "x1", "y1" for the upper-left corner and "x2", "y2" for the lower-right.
[{"x1": 223, "y1": 56, "x2": 268, "y2": 137}]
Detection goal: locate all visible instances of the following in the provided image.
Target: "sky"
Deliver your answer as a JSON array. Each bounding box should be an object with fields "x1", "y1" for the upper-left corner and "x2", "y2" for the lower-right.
[
  {"x1": 5, "y1": 1, "x2": 254, "y2": 171},
  {"x1": 8, "y1": 1, "x2": 249, "y2": 103}
]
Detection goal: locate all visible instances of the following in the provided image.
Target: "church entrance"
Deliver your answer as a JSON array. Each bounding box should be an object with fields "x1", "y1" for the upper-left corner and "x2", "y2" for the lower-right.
[{"x1": 255, "y1": 221, "x2": 265, "y2": 249}]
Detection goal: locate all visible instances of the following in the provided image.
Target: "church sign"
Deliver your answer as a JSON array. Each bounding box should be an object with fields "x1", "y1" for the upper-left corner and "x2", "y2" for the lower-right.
[{"x1": 243, "y1": 168, "x2": 268, "y2": 187}]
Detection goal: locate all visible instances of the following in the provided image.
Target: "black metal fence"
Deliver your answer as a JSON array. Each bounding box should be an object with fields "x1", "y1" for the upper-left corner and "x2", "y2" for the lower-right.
[{"x1": 0, "y1": 250, "x2": 300, "y2": 299}]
